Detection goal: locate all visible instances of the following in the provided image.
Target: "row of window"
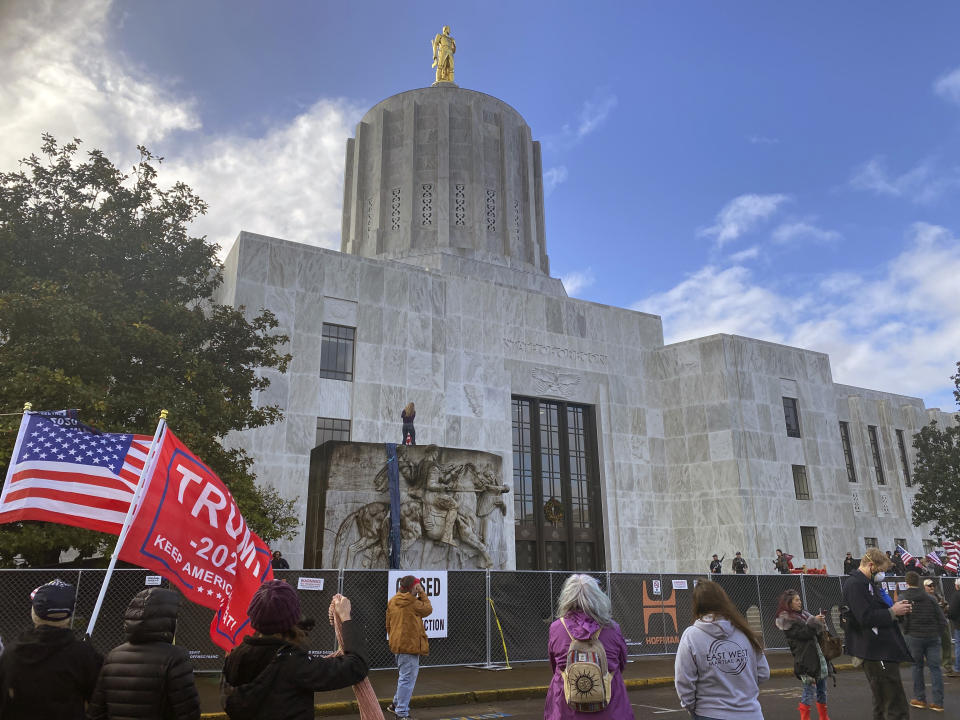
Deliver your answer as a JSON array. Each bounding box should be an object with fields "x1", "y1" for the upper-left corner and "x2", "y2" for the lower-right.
[
  {"x1": 839, "y1": 421, "x2": 912, "y2": 486},
  {"x1": 782, "y1": 396, "x2": 913, "y2": 487},
  {"x1": 864, "y1": 537, "x2": 938, "y2": 555}
]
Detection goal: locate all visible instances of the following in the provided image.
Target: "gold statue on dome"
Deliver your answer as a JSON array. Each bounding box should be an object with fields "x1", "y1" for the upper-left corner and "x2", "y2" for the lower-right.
[{"x1": 431, "y1": 25, "x2": 456, "y2": 84}]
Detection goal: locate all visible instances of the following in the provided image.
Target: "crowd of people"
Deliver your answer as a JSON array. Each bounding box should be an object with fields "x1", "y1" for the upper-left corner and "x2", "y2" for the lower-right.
[
  {"x1": 706, "y1": 546, "x2": 960, "y2": 577},
  {"x1": 0, "y1": 554, "x2": 957, "y2": 719}
]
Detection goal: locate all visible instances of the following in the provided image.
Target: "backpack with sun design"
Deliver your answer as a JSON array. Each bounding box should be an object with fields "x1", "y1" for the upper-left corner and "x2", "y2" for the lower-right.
[{"x1": 559, "y1": 617, "x2": 612, "y2": 712}]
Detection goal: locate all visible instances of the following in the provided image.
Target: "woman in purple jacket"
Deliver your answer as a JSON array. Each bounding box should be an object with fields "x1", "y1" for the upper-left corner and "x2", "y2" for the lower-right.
[{"x1": 544, "y1": 574, "x2": 634, "y2": 720}]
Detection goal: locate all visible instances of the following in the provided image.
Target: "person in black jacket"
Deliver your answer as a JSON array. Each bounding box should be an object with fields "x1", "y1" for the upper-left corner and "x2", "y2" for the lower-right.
[
  {"x1": 221, "y1": 579, "x2": 368, "y2": 720},
  {"x1": 732, "y1": 552, "x2": 748, "y2": 574},
  {"x1": 86, "y1": 587, "x2": 200, "y2": 720},
  {"x1": 843, "y1": 552, "x2": 858, "y2": 575},
  {"x1": 842, "y1": 548, "x2": 913, "y2": 720},
  {"x1": 0, "y1": 578, "x2": 102, "y2": 720},
  {"x1": 776, "y1": 589, "x2": 830, "y2": 720},
  {"x1": 947, "y1": 578, "x2": 960, "y2": 677},
  {"x1": 709, "y1": 554, "x2": 723, "y2": 574},
  {"x1": 901, "y1": 573, "x2": 947, "y2": 711}
]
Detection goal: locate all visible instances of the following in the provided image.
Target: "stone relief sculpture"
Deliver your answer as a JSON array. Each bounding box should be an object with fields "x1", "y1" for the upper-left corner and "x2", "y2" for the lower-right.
[
  {"x1": 329, "y1": 444, "x2": 508, "y2": 569},
  {"x1": 431, "y1": 25, "x2": 456, "y2": 84}
]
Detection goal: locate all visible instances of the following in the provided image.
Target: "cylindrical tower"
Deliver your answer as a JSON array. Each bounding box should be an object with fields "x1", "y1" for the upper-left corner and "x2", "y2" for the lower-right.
[{"x1": 340, "y1": 86, "x2": 554, "y2": 283}]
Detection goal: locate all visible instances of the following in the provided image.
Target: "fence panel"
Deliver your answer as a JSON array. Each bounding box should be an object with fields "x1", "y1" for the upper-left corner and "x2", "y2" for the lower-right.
[
  {"x1": 756, "y1": 574, "x2": 802, "y2": 650},
  {"x1": 609, "y1": 574, "x2": 668, "y2": 657},
  {"x1": 488, "y1": 570, "x2": 553, "y2": 663},
  {"x1": 801, "y1": 575, "x2": 845, "y2": 636}
]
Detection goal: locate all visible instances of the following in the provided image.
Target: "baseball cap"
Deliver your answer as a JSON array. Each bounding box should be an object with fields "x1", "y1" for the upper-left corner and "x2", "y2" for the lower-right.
[
  {"x1": 923, "y1": 579, "x2": 934, "y2": 586},
  {"x1": 31, "y1": 579, "x2": 76, "y2": 621}
]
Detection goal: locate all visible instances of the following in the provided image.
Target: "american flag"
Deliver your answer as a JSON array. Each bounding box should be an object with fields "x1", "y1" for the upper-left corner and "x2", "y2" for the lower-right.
[
  {"x1": 0, "y1": 412, "x2": 153, "y2": 535},
  {"x1": 944, "y1": 540, "x2": 959, "y2": 573},
  {"x1": 926, "y1": 550, "x2": 944, "y2": 567},
  {"x1": 896, "y1": 544, "x2": 914, "y2": 565}
]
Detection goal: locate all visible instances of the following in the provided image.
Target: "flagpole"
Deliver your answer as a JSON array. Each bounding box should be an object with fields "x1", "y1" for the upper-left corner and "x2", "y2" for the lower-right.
[{"x1": 85, "y1": 409, "x2": 168, "y2": 638}]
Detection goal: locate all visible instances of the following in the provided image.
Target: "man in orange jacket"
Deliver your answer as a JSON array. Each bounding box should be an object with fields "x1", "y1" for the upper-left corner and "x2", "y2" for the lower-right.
[{"x1": 386, "y1": 575, "x2": 433, "y2": 719}]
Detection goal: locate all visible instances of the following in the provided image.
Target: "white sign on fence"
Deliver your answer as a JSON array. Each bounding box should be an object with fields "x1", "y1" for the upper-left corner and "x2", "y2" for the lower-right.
[
  {"x1": 145, "y1": 575, "x2": 162, "y2": 586},
  {"x1": 652, "y1": 579, "x2": 662, "y2": 595},
  {"x1": 388, "y1": 569, "x2": 448, "y2": 638},
  {"x1": 672, "y1": 579, "x2": 688, "y2": 590},
  {"x1": 297, "y1": 577, "x2": 325, "y2": 591}
]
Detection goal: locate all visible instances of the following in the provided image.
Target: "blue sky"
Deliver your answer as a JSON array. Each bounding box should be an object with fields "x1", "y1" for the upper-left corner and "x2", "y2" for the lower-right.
[{"x1": 3, "y1": 1, "x2": 960, "y2": 408}]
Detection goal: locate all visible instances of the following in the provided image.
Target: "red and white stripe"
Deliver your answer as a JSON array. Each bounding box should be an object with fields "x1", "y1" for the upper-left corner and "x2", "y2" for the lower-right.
[
  {"x1": 0, "y1": 432, "x2": 152, "y2": 535},
  {"x1": 943, "y1": 540, "x2": 959, "y2": 573}
]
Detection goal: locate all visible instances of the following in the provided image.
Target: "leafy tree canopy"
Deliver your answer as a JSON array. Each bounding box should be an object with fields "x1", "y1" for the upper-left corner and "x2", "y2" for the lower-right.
[
  {"x1": 911, "y1": 361, "x2": 960, "y2": 541},
  {"x1": 0, "y1": 135, "x2": 296, "y2": 566}
]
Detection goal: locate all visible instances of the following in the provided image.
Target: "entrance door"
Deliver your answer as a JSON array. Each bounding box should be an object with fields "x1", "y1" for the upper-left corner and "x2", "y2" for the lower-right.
[{"x1": 512, "y1": 397, "x2": 604, "y2": 570}]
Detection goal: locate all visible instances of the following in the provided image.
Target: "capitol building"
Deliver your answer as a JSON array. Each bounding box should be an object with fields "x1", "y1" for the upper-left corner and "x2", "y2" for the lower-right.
[{"x1": 216, "y1": 34, "x2": 953, "y2": 574}]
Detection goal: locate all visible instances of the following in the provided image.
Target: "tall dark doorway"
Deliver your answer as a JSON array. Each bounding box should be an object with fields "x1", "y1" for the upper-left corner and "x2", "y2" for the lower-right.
[{"x1": 512, "y1": 397, "x2": 604, "y2": 570}]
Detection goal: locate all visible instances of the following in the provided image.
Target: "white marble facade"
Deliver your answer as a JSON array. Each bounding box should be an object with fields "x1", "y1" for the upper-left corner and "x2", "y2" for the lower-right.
[
  {"x1": 215, "y1": 83, "x2": 954, "y2": 573},
  {"x1": 217, "y1": 231, "x2": 952, "y2": 573}
]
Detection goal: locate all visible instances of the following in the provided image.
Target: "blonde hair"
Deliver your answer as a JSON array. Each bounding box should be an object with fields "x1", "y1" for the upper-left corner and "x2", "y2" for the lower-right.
[
  {"x1": 555, "y1": 574, "x2": 612, "y2": 626},
  {"x1": 404, "y1": 402, "x2": 415, "y2": 416},
  {"x1": 31, "y1": 608, "x2": 71, "y2": 628},
  {"x1": 862, "y1": 548, "x2": 891, "y2": 569}
]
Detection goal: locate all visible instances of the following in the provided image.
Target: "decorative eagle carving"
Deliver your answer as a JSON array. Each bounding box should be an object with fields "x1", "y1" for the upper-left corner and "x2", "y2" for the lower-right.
[{"x1": 531, "y1": 367, "x2": 582, "y2": 397}]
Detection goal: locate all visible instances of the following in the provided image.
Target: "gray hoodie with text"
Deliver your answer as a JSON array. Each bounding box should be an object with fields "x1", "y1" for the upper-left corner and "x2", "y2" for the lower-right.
[{"x1": 674, "y1": 616, "x2": 770, "y2": 720}]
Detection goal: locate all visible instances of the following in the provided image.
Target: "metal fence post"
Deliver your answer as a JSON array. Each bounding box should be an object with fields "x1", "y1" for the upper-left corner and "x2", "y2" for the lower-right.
[
  {"x1": 338, "y1": 567, "x2": 344, "y2": 595},
  {"x1": 800, "y1": 573, "x2": 808, "y2": 611},
  {"x1": 484, "y1": 569, "x2": 492, "y2": 668}
]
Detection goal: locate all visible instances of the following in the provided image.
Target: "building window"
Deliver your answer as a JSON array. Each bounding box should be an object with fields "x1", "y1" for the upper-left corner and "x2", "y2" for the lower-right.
[
  {"x1": 511, "y1": 396, "x2": 603, "y2": 571},
  {"x1": 864, "y1": 537, "x2": 878, "y2": 550},
  {"x1": 867, "y1": 425, "x2": 885, "y2": 484},
  {"x1": 894, "y1": 538, "x2": 906, "y2": 552},
  {"x1": 895, "y1": 429, "x2": 912, "y2": 487},
  {"x1": 792, "y1": 465, "x2": 811, "y2": 500},
  {"x1": 800, "y1": 526, "x2": 819, "y2": 559},
  {"x1": 316, "y1": 417, "x2": 350, "y2": 447},
  {"x1": 923, "y1": 539, "x2": 936, "y2": 556},
  {"x1": 783, "y1": 397, "x2": 801, "y2": 438},
  {"x1": 839, "y1": 422, "x2": 857, "y2": 483},
  {"x1": 319, "y1": 324, "x2": 355, "y2": 381}
]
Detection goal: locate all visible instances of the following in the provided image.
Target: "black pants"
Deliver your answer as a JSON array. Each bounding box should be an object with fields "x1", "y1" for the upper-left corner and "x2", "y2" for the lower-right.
[
  {"x1": 862, "y1": 660, "x2": 909, "y2": 720},
  {"x1": 402, "y1": 423, "x2": 415, "y2": 445}
]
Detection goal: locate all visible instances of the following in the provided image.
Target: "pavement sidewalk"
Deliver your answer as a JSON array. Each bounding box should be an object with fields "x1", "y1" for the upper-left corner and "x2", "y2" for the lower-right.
[{"x1": 198, "y1": 650, "x2": 808, "y2": 717}]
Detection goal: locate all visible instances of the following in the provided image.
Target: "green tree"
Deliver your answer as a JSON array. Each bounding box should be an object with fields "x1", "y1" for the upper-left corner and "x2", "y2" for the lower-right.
[
  {"x1": 911, "y1": 361, "x2": 960, "y2": 541},
  {"x1": 0, "y1": 135, "x2": 297, "y2": 566}
]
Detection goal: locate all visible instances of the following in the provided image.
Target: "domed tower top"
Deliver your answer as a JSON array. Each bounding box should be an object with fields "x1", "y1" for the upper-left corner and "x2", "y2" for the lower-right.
[{"x1": 340, "y1": 27, "x2": 561, "y2": 295}]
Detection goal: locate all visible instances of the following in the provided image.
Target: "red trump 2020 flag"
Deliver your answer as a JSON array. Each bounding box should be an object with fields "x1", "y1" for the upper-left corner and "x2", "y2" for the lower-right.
[
  {"x1": 119, "y1": 427, "x2": 273, "y2": 650},
  {"x1": 0, "y1": 411, "x2": 153, "y2": 534}
]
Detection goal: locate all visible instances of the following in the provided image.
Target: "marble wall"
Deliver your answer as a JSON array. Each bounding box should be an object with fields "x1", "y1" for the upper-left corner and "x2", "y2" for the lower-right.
[{"x1": 218, "y1": 231, "x2": 950, "y2": 574}]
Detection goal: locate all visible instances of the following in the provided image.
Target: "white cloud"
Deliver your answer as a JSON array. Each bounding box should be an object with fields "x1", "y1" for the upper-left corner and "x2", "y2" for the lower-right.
[
  {"x1": 576, "y1": 92, "x2": 618, "y2": 139},
  {"x1": 728, "y1": 245, "x2": 761, "y2": 263},
  {"x1": 0, "y1": 0, "x2": 200, "y2": 171},
  {"x1": 636, "y1": 223, "x2": 960, "y2": 408},
  {"x1": 0, "y1": 0, "x2": 362, "y2": 255},
  {"x1": 934, "y1": 66, "x2": 960, "y2": 106},
  {"x1": 849, "y1": 156, "x2": 960, "y2": 204},
  {"x1": 747, "y1": 135, "x2": 780, "y2": 145},
  {"x1": 699, "y1": 193, "x2": 790, "y2": 247},
  {"x1": 543, "y1": 166, "x2": 568, "y2": 197},
  {"x1": 560, "y1": 268, "x2": 595, "y2": 297},
  {"x1": 545, "y1": 90, "x2": 618, "y2": 151},
  {"x1": 166, "y1": 99, "x2": 362, "y2": 253},
  {"x1": 771, "y1": 221, "x2": 842, "y2": 245}
]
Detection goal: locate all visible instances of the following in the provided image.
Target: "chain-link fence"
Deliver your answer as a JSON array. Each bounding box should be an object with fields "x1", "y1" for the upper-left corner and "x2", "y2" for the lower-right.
[{"x1": 0, "y1": 569, "x2": 955, "y2": 673}]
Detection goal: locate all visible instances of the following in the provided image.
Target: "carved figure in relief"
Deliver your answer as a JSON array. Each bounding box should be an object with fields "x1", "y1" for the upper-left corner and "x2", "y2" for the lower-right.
[
  {"x1": 531, "y1": 367, "x2": 582, "y2": 398},
  {"x1": 431, "y1": 26, "x2": 456, "y2": 83},
  {"x1": 335, "y1": 446, "x2": 507, "y2": 568}
]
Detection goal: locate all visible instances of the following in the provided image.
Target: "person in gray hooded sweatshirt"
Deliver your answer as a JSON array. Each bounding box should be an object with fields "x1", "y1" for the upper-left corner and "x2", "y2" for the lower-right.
[{"x1": 675, "y1": 580, "x2": 770, "y2": 720}]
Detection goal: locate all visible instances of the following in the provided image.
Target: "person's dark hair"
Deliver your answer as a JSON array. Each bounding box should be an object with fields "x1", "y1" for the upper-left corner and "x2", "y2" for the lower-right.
[
  {"x1": 905, "y1": 571, "x2": 920, "y2": 587},
  {"x1": 776, "y1": 548, "x2": 782, "y2": 553},
  {"x1": 775, "y1": 589, "x2": 801, "y2": 617},
  {"x1": 692, "y1": 581, "x2": 763, "y2": 653}
]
